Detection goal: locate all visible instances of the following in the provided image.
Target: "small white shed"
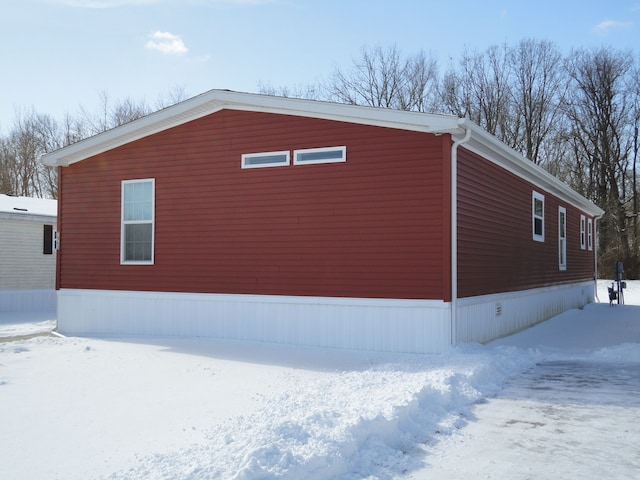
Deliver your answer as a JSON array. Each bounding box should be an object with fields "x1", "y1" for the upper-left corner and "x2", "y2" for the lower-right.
[{"x1": 0, "y1": 194, "x2": 57, "y2": 311}]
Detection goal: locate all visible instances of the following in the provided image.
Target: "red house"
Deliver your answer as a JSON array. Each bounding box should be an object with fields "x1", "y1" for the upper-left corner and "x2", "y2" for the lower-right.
[{"x1": 41, "y1": 90, "x2": 603, "y2": 353}]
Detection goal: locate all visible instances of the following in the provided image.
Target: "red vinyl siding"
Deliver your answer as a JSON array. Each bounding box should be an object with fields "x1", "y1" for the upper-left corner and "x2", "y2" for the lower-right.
[
  {"x1": 58, "y1": 110, "x2": 449, "y2": 300},
  {"x1": 457, "y1": 148, "x2": 595, "y2": 298}
]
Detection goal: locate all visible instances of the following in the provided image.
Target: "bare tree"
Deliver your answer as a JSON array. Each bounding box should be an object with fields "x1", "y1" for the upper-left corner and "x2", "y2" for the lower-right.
[
  {"x1": 0, "y1": 108, "x2": 61, "y2": 198},
  {"x1": 78, "y1": 90, "x2": 150, "y2": 136},
  {"x1": 155, "y1": 84, "x2": 190, "y2": 110},
  {"x1": 507, "y1": 39, "x2": 564, "y2": 165},
  {"x1": 440, "y1": 44, "x2": 511, "y2": 138},
  {"x1": 257, "y1": 81, "x2": 322, "y2": 100},
  {"x1": 563, "y1": 47, "x2": 635, "y2": 276},
  {"x1": 325, "y1": 44, "x2": 439, "y2": 112}
]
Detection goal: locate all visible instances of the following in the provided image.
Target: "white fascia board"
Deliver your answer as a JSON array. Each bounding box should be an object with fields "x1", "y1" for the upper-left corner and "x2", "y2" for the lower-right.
[
  {"x1": 40, "y1": 89, "x2": 463, "y2": 167},
  {"x1": 455, "y1": 119, "x2": 604, "y2": 218}
]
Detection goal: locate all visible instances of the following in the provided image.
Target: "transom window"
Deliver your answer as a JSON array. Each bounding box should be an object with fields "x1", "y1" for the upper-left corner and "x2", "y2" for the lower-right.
[
  {"x1": 532, "y1": 191, "x2": 545, "y2": 242},
  {"x1": 294, "y1": 146, "x2": 346, "y2": 165},
  {"x1": 121, "y1": 179, "x2": 154, "y2": 264},
  {"x1": 558, "y1": 206, "x2": 567, "y2": 271},
  {"x1": 242, "y1": 151, "x2": 290, "y2": 169}
]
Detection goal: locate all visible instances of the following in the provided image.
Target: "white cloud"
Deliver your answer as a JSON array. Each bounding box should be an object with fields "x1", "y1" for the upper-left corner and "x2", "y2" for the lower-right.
[
  {"x1": 145, "y1": 31, "x2": 188, "y2": 55},
  {"x1": 593, "y1": 19, "x2": 633, "y2": 35}
]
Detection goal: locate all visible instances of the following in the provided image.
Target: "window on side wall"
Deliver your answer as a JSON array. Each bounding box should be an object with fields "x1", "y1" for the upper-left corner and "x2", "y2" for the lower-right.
[
  {"x1": 241, "y1": 151, "x2": 290, "y2": 169},
  {"x1": 580, "y1": 215, "x2": 586, "y2": 250},
  {"x1": 121, "y1": 179, "x2": 155, "y2": 264},
  {"x1": 559, "y1": 206, "x2": 567, "y2": 271},
  {"x1": 43, "y1": 224, "x2": 53, "y2": 255},
  {"x1": 587, "y1": 218, "x2": 593, "y2": 251},
  {"x1": 294, "y1": 146, "x2": 346, "y2": 165},
  {"x1": 532, "y1": 191, "x2": 544, "y2": 242}
]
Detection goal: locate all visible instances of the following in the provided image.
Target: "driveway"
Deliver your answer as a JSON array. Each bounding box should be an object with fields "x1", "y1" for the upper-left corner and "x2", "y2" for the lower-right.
[{"x1": 407, "y1": 359, "x2": 640, "y2": 479}]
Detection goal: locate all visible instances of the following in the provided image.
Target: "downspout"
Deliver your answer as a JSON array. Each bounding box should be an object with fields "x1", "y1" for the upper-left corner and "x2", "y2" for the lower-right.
[
  {"x1": 593, "y1": 215, "x2": 601, "y2": 302},
  {"x1": 450, "y1": 119, "x2": 472, "y2": 346}
]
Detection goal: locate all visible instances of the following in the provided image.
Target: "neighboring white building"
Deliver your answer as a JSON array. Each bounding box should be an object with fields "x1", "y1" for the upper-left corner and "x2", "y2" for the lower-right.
[{"x1": 0, "y1": 194, "x2": 57, "y2": 311}]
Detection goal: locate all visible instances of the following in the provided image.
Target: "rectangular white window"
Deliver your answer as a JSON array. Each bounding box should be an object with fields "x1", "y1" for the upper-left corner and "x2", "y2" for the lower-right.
[
  {"x1": 532, "y1": 191, "x2": 544, "y2": 242},
  {"x1": 293, "y1": 146, "x2": 346, "y2": 165},
  {"x1": 558, "y1": 206, "x2": 567, "y2": 271},
  {"x1": 121, "y1": 179, "x2": 154, "y2": 264},
  {"x1": 580, "y1": 215, "x2": 586, "y2": 250},
  {"x1": 587, "y1": 218, "x2": 593, "y2": 251},
  {"x1": 242, "y1": 151, "x2": 290, "y2": 169}
]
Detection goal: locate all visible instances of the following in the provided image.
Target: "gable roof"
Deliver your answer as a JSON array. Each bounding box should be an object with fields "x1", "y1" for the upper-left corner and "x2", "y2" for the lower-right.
[{"x1": 39, "y1": 89, "x2": 603, "y2": 218}]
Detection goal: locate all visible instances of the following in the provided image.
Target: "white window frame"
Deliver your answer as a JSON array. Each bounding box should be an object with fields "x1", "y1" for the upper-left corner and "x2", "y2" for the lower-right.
[
  {"x1": 558, "y1": 206, "x2": 567, "y2": 271},
  {"x1": 580, "y1": 215, "x2": 586, "y2": 250},
  {"x1": 532, "y1": 191, "x2": 545, "y2": 242},
  {"x1": 241, "y1": 151, "x2": 290, "y2": 169},
  {"x1": 293, "y1": 146, "x2": 346, "y2": 165},
  {"x1": 121, "y1": 178, "x2": 155, "y2": 265},
  {"x1": 587, "y1": 218, "x2": 593, "y2": 251}
]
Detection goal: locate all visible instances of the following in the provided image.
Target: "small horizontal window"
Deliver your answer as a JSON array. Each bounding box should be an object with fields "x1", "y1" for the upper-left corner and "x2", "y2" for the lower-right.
[
  {"x1": 294, "y1": 146, "x2": 346, "y2": 165},
  {"x1": 242, "y1": 151, "x2": 290, "y2": 169}
]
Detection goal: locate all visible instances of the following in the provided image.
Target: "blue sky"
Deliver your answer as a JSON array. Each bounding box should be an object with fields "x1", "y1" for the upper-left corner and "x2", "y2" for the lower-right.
[{"x1": 1, "y1": 0, "x2": 638, "y2": 130}]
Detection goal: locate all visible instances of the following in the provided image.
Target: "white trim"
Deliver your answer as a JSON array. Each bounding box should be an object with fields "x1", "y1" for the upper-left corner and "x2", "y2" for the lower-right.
[
  {"x1": 39, "y1": 89, "x2": 602, "y2": 219},
  {"x1": 293, "y1": 146, "x2": 346, "y2": 165},
  {"x1": 56, "y1": 289, "x2": 452, "y2": 354},
  {"x1": 40, "y1": 90, "x2": 462, "y2": 168},
  {"x1": 580, "y1": 214, "x2": 586, "y2": 250},
  {"x1": 454, "y1": 121, "x2": 604, "y2": 218},
  {"x1": 558, "y1": 206, "x2": 567, "y2": 271},
  {"x1": 121, "y1": 178, "x2": 155, "y2": 265},
  {"x1": 532, "y1": 191, "x2": 545, "y2": 242},
  {"x1": 587, "y1": 218, "x2": 593, "y2": 251},
  {"x1": 241, "y1": 150, "x2": 290, "y2": 169}
]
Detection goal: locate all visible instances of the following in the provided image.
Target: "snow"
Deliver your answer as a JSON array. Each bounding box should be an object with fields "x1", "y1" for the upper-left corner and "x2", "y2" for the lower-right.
[
  {"x1": 0, "y1": 193, "x2": 57, "y2": 217},
  {"x1": 0, "y1": 281, "x2": 638, "y2": 479}
]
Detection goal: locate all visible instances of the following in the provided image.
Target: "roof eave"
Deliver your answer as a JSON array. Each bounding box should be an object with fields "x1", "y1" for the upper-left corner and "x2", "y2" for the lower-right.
[
  {"x1": 454, "y1": 119, "x2": 604, "y2": 218},
  {"x1": 40, "y1": 90, "x2": 463, "y2": 168}
]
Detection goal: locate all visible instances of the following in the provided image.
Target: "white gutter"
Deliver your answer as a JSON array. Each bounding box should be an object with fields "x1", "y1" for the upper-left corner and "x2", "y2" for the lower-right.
[
  {"x1": 450, "y1": 119, "x2": 472, "y2": 346},
  {"x1": 594, "y1": 216, "x2": 601, "y2": 302}
]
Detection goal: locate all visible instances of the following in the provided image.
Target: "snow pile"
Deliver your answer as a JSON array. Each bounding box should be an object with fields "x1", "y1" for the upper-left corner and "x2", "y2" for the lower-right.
[
  {"x1": 0, "y1": 311, "x2": 55, "y2": 338},
  {"x1": 109, "y1": 346, "x2": 535, "y2": 480},
  {"x1": 0, "y1": 280, "x2": 638, "y2": 479}
]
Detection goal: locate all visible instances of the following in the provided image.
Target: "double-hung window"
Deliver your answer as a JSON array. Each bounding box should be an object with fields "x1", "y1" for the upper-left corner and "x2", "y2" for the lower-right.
[
  {"x1": 580, "y1": 215, "x2": 586, "y2": 250},
  {"x1": 558, "y1": 206, "x2": 567, "y2": 271},
  {"x1": 587, "y1": 218, "x2": 593, "y2": 251},
  {"x1": 121, "y1": 179, "x2": 154, "y2": 264},
  {"x1": 532, "y1": 191, "x2": 544, "y2": 242}
]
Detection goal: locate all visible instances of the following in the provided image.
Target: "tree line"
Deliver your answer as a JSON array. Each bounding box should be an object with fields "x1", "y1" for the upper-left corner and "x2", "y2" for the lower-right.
[
  {"x1": 262, "y1": 40, "x2": 640, "y2": 279},
  {"x1": 1, "y1": 39, "x2": 638, "y2": 278}
]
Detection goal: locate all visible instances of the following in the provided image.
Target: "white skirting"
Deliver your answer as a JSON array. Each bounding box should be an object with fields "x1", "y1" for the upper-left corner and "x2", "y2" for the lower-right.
[
  {"x1": 455, "y1": 281, "x2": 595, "y2": 344},
  {"x1": 56, "y1": 282, "x2": 596, "y2": 353},
  {"x1": 56, "y1": 289, "x2": 452, "y2": 354},
  {"x1": 0, "y1": 289, "x2": 57, "y2": 312}
]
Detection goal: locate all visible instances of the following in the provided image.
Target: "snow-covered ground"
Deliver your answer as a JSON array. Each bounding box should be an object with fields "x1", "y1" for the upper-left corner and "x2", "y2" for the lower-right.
[{"x1": 0, "y1": 281, "x2": 638, "y2": 479}]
